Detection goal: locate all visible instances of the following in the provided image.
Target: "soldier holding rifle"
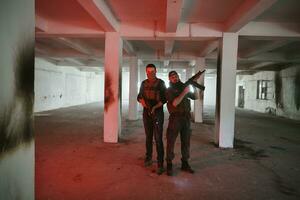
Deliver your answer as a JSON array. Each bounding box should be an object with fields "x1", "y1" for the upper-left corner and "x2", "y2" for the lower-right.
[
  {"x1": 137, "y1": 64, "x2": 167, "y2": 175},
  {"x1": 165, "y1": 70, "x2": 205, "y2": 176}
]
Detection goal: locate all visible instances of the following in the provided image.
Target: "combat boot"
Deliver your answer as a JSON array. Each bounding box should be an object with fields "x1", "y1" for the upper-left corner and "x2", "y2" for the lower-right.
[
  {"x1": 156, "y1": 163, "x2": 165, "y2": 175},
  {"x1": 144, "y1": 158, "x2": 152, "y2": 167},
  {"x1": 181, "y1": 160, "x2": 194, "y2": 174},
  {"x1": 167, "y1": 162, "x2": 173, "y2": 176}
]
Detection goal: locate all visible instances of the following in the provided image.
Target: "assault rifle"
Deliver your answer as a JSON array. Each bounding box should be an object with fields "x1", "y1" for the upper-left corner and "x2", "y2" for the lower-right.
[{"x1": 184, "y1": 69, "x2": 206, "y2": 90}]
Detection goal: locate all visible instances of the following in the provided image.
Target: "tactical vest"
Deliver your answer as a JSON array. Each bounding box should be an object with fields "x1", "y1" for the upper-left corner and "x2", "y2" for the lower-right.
[{"x1": 143, "y1": 79, "x2": 161, "y2": 107}]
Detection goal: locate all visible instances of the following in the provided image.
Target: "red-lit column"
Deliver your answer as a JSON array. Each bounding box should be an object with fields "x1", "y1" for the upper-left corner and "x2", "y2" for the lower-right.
[
  {"x1": 104, "y1": 32, "x2": 123, "y2": 143},
  {"x1": 215, "y1": 33, "x2": 238, "y2": 148},
  {"x1": 128, "y1": 56, "x2": 138, "y2": 120},
  {"x1": 194, "y1": 58, "x2": 205, "y2": 123}
]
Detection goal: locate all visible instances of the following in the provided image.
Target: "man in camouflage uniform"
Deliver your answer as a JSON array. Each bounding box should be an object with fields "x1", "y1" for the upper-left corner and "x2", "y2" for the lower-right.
[
  {"x1": 137, "y1": 64, "x2": 167, "y2": 175},
  {"x1": 165, "y1": 70, "x2": 201, "y2": 176}
]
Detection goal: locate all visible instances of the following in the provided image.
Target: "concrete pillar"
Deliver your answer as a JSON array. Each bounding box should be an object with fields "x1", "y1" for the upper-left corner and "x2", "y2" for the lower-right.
[
  {"x1": 215, "y1": 33, "x2": 238, "y2": 148},
  {"x1": 0, "y1": 0, "x2": 34, "y2": 199},
  {"x1": 128, "y1": 56, "x2": 138, "y2": 120},
  {"x1": 181, "y1": 70, "x2": 186, "y2": 82},
  {"x1": 186, "y1": 66, "x2": 194, "y2": 113},
  {"x1": 104, "y1": 32, "x2": 123, "y2": 143},
  {"x1": 194, "y1": 58, "x2": 205, "y2": 123},
  {"x1": 185, "y1": 67, "x2": 193, "y2": 83},
  {"x1": 138, "y1": 60, "x2": 145, "y2": 112},
  {"x1": 139, "y1": 60, "x2": 146, "y2": 83}
]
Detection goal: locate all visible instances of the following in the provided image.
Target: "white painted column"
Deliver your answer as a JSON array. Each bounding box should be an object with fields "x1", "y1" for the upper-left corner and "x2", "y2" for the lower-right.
[
  {"x1": 194, "y1": 58, "x2": 205, "y2": 123},
  {"x1": 215, "y1": 33, "x2": 238, "y2": 148},
  {"x1": 104, "y1": 32, "x2": 123, "y2": 143},
  {"x1": 185, "y1": 67, "x2": 193, "y2": 84},
  {"x1": 128, "y1": 56, "x2": 138, "y2": 120},
  {"x1": 180, "y1": 68, "x2": 187, "y2": 82},
  {"x1": 139, "y1": 60, "x2": 146, "y2": 83},
  {"x1": 186, "y1": 66, "x2": 194, "y2": 114},
  {"x1": 138, "y1": 60, "x2": 145, "y2": 112}
]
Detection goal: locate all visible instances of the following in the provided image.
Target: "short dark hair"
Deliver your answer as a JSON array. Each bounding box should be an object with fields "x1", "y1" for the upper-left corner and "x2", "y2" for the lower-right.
[
  {"x1": 146, "y1": 63, "x2": 156, "y2": 70},
  {"x1": 168, "y1": 70, "x2": 178, "y2": 77}
]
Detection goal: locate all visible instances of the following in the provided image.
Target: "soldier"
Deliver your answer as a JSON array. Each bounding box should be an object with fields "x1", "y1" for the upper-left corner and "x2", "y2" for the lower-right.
[
  {"x1": 165, "y1": 70, "x2": 201, "y2": 176},
  {"x1": 137, "y1": 64, "x2": 167, "y2": 175}
]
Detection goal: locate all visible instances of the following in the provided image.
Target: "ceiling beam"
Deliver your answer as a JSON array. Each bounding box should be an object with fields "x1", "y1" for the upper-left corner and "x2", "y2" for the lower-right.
[
  {"x1": 287, "y1": 54, "x2": 300, "y2": 62},
  {"x1": 165, "y1": 0, "x2": 183, "y2": 32},
  {"x1": 76, "y1": 0, "x2": 119, "y2": 31},
  {"x1": 35, "y1": 13, "x2": 105, "y2": 36},
  {"x1": 55, "y1": 38, "x2": 95, "y2": 55},
  {"x1": 36, "y1": 56, "x2": 59, "y2": 65},
  {"x1": 35, "y1": 47, "x2": 60, "y2": 65},
  {"x1": 189, "y1": 60, "x2": 196, "y2": 67},
  {"x1": 59, "y1": 58, "x2": 86, "y2": 66},
  {"x1": 164, "y1": 40, "x2": 175, "y2": 56},
  {"x1": 35, "y1": 48, "x2": 101, "y2": 59},
  {"x1": 35, "y1": 32, "x2": 105, "y2": 39},
  {"x1": 138, "y1": 50, "x2": 200, "y2": 60},
  {"x1": 198, "y1": 40, "x2": 219, "y2": 57},
  {"x1": 240, "y1": 40, "x2": 291, "y2": 58},
  {"x1": 205, "y1": 51, "x2": 293, "y2": 63},
  {"x1": 35, "y1": 44, "x2": 49, "y2": 55},
  {"x1": 123, "y1": 40, "x2": 136, "y2": 56},
  {"x1": 78, "y1": 66, "x2": 102, "y2": 72},
  {"x1": 249, "y1": 61, "x2": 277, "y2": 69},
  {"x1": 35, "y1": 14, "x2": 48, "y2": 32},
  {"x1": 239, "y1": 22, "x2": 300, "y2": 38},
  {"x1": 225, "y1": 0, "x2": 277, "y2": 32},
  {"x1": 236, "y1": 70, "x2": 257, "y2": 75},
  {"x1": 164, "y1": 60, "x2": 170, "y2": 67},
  {"x1": 237, "y1": 52, "x2": 287, "y2": 62},
  {"x1": 121, "y1": 22, "x2": 223, "y2": 40},
  {"x1": 36, "y1": 21, "x2": 222, "y2": 40}
]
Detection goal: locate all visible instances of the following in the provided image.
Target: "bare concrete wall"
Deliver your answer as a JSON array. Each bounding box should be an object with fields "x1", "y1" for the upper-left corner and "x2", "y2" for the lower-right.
[
  {"x1": 34, "y1": 58, "x2": 103, "y2": 112},
  {"x1": 237, "y1": 71, "x2": 276, "y2": 111},
  {"x1": 34, "y1": 60, "x2": 135, "y2": 112},
  {"x1": 236, "y1": 66, "x2": 300, "y2": 120},
  {"x1": 0, "y1": 0, "x2": 34, "y2": 199}
]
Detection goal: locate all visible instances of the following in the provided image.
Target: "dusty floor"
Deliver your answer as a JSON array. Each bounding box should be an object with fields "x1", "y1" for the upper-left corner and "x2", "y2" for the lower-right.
[{"x1": 35, "y1": 102, "x2": 300, "y2": 200}]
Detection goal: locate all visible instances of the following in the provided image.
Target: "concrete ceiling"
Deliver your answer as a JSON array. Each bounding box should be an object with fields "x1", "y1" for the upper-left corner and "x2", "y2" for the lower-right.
[{"x1": 35, "y1": 0, "x2": 300, "y2": 73}]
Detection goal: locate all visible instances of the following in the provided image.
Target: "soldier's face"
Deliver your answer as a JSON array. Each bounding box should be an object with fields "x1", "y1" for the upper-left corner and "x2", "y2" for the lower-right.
[
  {"x1": 169, "y1": 74, "x2": 179, "y2": 84},
  {"x1": 146, "y1": 67, "x2": 156, "y2": 80}
]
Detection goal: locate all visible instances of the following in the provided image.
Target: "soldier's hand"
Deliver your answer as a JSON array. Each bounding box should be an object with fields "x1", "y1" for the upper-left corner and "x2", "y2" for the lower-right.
[
  {"x1": 151, "y1": 107, "x2": 156, "y2": 114},
  {"x1": 151, "y1": 102, "x2": 162, "y2": 114},
  {"x1": 183, "y1": 86, "x2": 190, "y2": 95},
  {"x1": 139, "y1": 98, "x2": 147, "y2": 108}
]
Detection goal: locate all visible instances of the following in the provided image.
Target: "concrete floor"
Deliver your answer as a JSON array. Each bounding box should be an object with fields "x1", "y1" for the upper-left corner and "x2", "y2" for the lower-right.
[{"x1": 35, "y1": 102, "x2": 300, "y2": 200}]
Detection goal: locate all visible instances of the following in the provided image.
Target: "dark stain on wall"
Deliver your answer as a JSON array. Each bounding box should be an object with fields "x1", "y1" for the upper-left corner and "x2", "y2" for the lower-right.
[
  {"x1": 275, "y1": 72, "x2": 283, "y2": 108},
  {"x1": 295, "y1": 70, "x2": 300, "y2": 110},
  {"x1": 104, "y1": 74, "x2": 115, "y2": 112},
  {"x1": 0, "y1": 40, "x2": 34, "y2": 154}
]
